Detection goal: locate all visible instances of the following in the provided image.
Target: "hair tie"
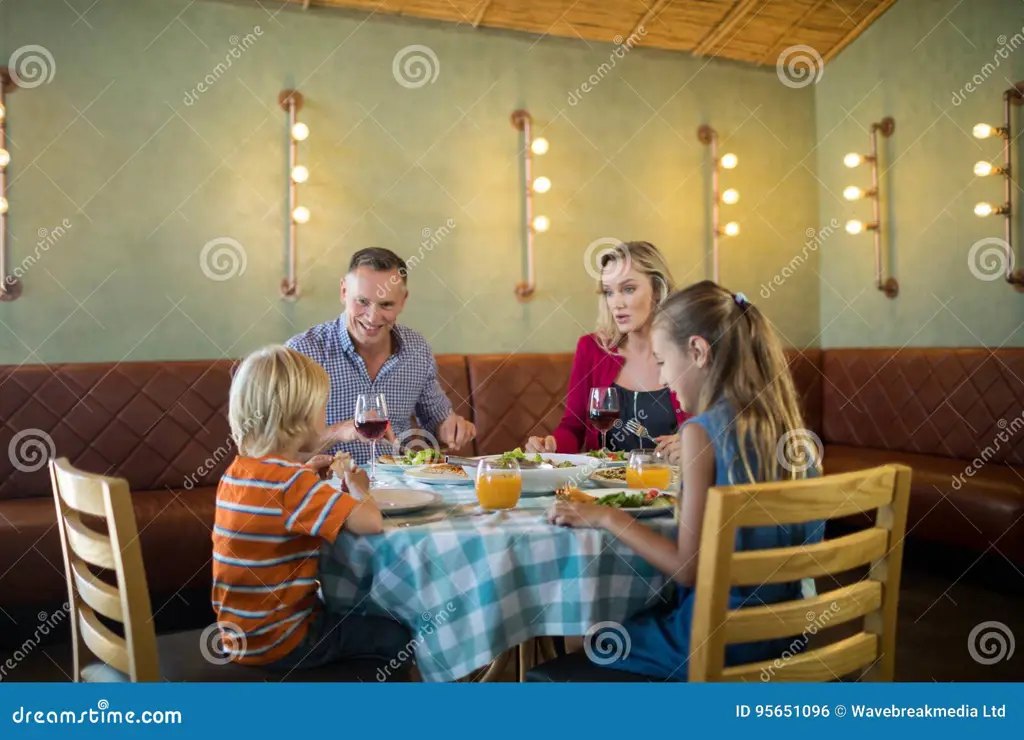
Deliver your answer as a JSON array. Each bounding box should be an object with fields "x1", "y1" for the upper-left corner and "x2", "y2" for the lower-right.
[{"x1": 733, "y1": 291, "x2": 751, "y2": 310}]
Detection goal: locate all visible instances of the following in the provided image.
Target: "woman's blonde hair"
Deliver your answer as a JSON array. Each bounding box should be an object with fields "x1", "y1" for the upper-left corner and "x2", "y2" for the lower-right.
[
  {"x1": 653, "y1": 280, "x2": 817, "y2": 483},
  {"x1": 594, "y1": 241, "x2": 676, "y2": 352},
  {"x1": 229, "y1": 345, "x2": 330, "y2": 458}
]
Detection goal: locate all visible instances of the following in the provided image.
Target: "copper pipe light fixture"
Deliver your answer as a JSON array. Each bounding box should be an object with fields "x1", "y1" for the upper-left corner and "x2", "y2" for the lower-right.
[
  {"x1": 697, "y1": 125, "x2": 739, "y2": 284},
  {"x1": 511, "y1": 109, "x2": 550, "y2": 301},
  {"x1": 973, "y1": 82, "x2": 1024, "y2": 292},
  {"x1": 280, "y1": 89, "x2": 309, "y2": 300},
  {"x1": 843, "y1": 116, "x2": 898, "y2": 299},
  {"x1": 0, "y1": 67, "x2": 20, "y2": 302}
]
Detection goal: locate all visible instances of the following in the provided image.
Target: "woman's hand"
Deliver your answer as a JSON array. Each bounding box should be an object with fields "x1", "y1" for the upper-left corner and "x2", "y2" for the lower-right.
[
  {"x1": 654, "y1": 433, "x2": 681, "y2": 465},
  {"x1": 546, "y1": 501, "x2": 624, "y2": 531},
  {"x1": 525, "y1": 435, "x2": 557, "y2": 453}
]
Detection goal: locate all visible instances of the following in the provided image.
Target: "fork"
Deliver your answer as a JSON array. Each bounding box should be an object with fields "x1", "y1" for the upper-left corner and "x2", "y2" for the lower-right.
[{"x1": 624, "y1": 418, "x2": 657, "y2": 443}]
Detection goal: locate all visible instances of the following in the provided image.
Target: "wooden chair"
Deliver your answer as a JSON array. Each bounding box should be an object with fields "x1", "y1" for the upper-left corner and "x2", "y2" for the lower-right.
[
  {"x1": 688, "y1": 463, "x2": 912, "y2": 682},
  {"x1": 48, "y1": 457, "x2": 409, "y2": 682}
]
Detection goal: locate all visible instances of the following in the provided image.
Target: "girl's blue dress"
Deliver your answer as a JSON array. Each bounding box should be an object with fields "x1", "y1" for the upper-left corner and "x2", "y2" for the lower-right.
[{"x1": 600, "y1": 400, "x2": 825, "y2": 680}]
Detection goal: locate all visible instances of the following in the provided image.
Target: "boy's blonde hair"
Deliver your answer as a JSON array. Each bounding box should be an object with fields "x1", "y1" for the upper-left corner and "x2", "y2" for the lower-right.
[
  {"x1": 594, "y1": 241, "x2": 676, "y2": 352},
  {"x1": 229, "y1": 345, "x2": 329, "y2": 458},
  {"x1": 654, "y1": 280, "x2": 816, "y2": 484}
]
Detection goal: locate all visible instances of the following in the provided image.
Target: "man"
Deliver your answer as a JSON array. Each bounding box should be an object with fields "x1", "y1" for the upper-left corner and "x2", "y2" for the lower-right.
[{"x1": 286, "y1": 247, "x2": 476, "y2": 465}]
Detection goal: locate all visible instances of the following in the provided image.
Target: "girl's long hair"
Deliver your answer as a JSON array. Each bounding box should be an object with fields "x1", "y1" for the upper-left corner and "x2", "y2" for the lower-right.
[
  {"x1": 654, "y1": 280, "x2": 817, "y2": 483},
  {"x1": 594, "y1": 241, "x2": 676, "y2": 352}
]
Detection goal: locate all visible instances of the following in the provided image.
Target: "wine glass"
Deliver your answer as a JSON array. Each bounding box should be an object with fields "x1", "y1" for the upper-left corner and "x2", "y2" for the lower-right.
[
  {"x1": 588, "y1": 387, "x2": 620, "y2": 453},
  {"x1": 475, "y1": 458, "x2": 522, "y2": 515},
  {"x1": 354, "y1": 392, "x2": 390, "y2": 483},
  {"x1": 626, "y1": 449, "x2": 672, "y2": 490}
]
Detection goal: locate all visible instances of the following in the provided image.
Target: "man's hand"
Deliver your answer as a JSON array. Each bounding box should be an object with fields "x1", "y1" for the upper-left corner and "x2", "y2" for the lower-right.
[{"x1": 436, "y1": 414, "x2": 476, "y2": 451}]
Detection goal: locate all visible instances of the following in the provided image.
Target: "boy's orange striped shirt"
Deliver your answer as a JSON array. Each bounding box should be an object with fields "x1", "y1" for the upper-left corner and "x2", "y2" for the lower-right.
[{"x1": 211, "y1": 456, "x2": 356, "y2": 665}]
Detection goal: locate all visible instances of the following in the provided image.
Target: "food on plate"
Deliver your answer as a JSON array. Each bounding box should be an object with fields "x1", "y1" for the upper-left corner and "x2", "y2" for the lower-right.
[
  {"x1": 416, "y1": 464, "x2": 469, "y2": 478},
  {"x1": 584, "y1": 449, "x2": 628, "y2": 461},
  {"x1": 329, "y1": 451, "x2": 355, "y2": 478},
  {"x1": 497, "y1": 448, "x2": 575, "y2": 468},
  {"x1": 379, "y1": 448, "x2": 445, "y2": 466},
  {"x1": 591, "y1": 466, "x2": 627, "y2": 482},
  {"x1": 593, "y1": 490, "x2": 675, "y2": 509},
  {"x1": 555, "y1": 485, "x2": 597, "y2": 504}
]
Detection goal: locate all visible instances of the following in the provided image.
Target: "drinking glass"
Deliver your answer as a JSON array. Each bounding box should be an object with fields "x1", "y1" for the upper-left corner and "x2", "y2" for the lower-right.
[
  {"x1": 627, "y1": 449, "x2": 672, "y2": 490},
  {"x1": 354, "y1": 393, "x2": 390, "y2": 483},
  {"x1": 588, "y1": 386, "x2": 620, "y2": 453},
  {"x1": 475, "y1": 458, "x2": 522, "y2": 513}
]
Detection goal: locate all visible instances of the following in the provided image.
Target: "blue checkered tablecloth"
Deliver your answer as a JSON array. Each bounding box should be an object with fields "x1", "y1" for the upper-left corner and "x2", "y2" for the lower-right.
[{"x1": 318, "y1": 473, "x2": 677, "y2": 682}]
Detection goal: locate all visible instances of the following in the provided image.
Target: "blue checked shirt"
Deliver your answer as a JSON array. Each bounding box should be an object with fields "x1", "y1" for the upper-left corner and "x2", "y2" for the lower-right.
[{"x1": 285, "y1": 314, "x2": 453, "y2": 464}]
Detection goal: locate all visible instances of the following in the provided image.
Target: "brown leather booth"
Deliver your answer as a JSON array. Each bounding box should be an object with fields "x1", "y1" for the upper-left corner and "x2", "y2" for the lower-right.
[{"x1": 2, "y1": 348, "x2": 1022, "y2": 618}]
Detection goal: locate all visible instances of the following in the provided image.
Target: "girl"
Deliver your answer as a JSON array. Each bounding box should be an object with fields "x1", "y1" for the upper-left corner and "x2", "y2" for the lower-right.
[
  {"x1": 547, "y1": 281, "x2": 824, "y2": 680},
  {"x1": 213, "y1": 344, "x2": 411, "y2": 674},
  {"x1": 526, "y1": 241, "x2": 689, "y2": 462}
]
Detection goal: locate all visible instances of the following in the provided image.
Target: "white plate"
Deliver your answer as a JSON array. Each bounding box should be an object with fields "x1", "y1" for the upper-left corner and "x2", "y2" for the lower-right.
[
  {"x1": 588, "y1": 468, "x2": 629, "y2": 488},
  {"x1": 462, "y1": 453, "x2": 600, "y2": 494},
  {"x1": 404, "y1": 465, "x2": 475, "y2": 486},
  {"x1": 586, "y1": 488, "x2": 676, "y2": 518},
  {"x1": 368, "y1": 488, "x2": 444, "y2": 515}
]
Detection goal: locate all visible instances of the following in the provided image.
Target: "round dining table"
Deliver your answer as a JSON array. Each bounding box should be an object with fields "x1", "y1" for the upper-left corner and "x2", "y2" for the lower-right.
[{"x1": 318, "y1": 469, "x2": 678, "y2": 682}]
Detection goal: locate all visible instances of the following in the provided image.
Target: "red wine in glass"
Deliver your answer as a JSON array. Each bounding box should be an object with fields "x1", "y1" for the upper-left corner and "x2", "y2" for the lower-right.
[
  {"x1": 588, "y1": 387, "x2": 620, "y2": 453},
  {"x1": 355, "y1": 392, "x2": 390, "y2": 483}
]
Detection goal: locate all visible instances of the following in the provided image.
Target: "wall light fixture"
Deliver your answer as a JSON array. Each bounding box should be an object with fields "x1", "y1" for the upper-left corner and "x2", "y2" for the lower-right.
[{"x1": 697, "y1": 125, "x2": 739, "y2": 284}]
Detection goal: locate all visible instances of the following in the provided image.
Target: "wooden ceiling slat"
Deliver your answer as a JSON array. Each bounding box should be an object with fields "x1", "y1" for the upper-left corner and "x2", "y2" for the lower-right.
[
  {"x1": 692, "y1": 0, "x2": 764, "y2": 58},
  {"x1": 823, "y1": 0, "x2": 898, "y2": 62},
  {"x1": 759, "y1": 0, "x2": 828, "y2": 63}
]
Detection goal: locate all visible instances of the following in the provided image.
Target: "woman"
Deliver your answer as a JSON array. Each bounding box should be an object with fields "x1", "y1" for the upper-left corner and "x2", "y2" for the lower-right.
[{"x1": 525, "y1": 241, "x2": 688, "y2": 462}]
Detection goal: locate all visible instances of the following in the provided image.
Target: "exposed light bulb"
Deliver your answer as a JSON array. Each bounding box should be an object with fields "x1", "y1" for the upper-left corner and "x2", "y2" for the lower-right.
[
  {"x1": 973, "y1": 123, "x2": 994, "y2": 139},
  {"x1": 974, "y1": 202, "x2": 995, "y2": 217},
  {"x1": 843, "y1": 185, "x2": 864, "y2": 201},
  {"x1": 0, "y1": 103, "x2": 5, "y2": 123},
  {"x1": 532, "y1": 176, "x2": 551, "y2": 193},
  {"x1": 291, "y1": 122, "x2": 309, "y2": 141},
  {"x1": 532, "y1": 215, "x2": 550, "y2": 232},
  {"x1": 845, "y1": 219, "x2": 864, "y2": 235},
  {"x1": 531, "y1": 137, "x2": 549, "y2": 155},
  {"x1": 844, "y1": 153, "x2": 863, "y2": 168},
  {"x1": 720, "y1": 153, "x2": 738, "y2": 169},
  {"x1": 291, "y1": 165, "x2": 309, "y2": 183},
  {"x1": 292, "y1": 206, "x2": 310, "y2": 224},
  {"x1": 721, "y1": 188, "x2": 739, "y2": 205},
  {"x1": 0, "y1": 197, "x2": 7, "y2": 215},
  {"x1": 974, "y1": 160, "x2": 994, "y2": 177},
  {"x1": 723, "y1": 221, "x2": 740, "y2": 237},
  {"x1": 0, "y1": 149, "x2": 9, "y2": 170}
]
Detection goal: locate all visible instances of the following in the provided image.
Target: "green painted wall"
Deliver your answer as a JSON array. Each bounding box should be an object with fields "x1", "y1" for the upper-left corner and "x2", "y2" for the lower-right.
[
  {"x1": 0, "y1": 0, "x2": 820, "y2": 364},
  {"x1": 815, "y1": 0, "x2": 1024, "y2": 347}
]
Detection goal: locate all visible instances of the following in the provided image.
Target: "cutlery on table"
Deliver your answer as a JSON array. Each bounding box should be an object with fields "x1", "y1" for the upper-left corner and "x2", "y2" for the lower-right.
[
  {"x1": 444, "y1": 454, "x2": 552, "y2": 470},
  {"x1": 624, "y1": 419, "x2": 657, "y2": 444}
]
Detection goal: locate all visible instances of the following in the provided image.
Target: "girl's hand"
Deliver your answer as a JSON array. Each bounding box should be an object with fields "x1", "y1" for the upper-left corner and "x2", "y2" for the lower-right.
[
  {"x1": 525, "y1": 435, "x2": 557, "y2": 453},
  {"x1": 547, "y1": 501, "x2": 621, "y2": 530},
  {"x1": 654, "y1": 433, "x2": 681, "y2": 466}
]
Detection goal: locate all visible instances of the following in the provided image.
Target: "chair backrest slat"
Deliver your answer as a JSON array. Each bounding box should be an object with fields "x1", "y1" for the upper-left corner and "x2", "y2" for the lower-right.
[
  {"x1": 49, "y1": 458, "x2": 161, "y2": 683},
  {"x1": 724, "y1": 581, "x2": 882, "y2": 644},
  {"x1": 720, "y1": 633, "x2": 879, "y2": 682},
  {"x1": 730, "y1": 528, "x2": 888, "y2": 585}
]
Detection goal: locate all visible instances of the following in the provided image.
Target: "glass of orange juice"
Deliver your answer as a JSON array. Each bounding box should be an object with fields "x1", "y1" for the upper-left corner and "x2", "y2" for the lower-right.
[
  {"x1": 475, "y1": 458, "x2": 522, "y2": 512},
  {"x1": 626, "y1": 450, "x2": 672, "y2": 490}
]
